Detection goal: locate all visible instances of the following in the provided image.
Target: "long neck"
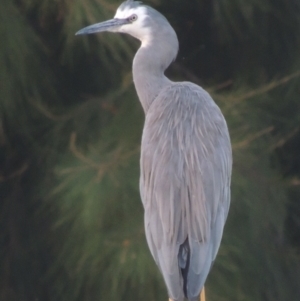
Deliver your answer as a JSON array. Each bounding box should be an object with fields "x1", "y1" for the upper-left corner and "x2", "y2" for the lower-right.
[{"x1": 132, "y1": 32, "x2": 178, "y2": 113}]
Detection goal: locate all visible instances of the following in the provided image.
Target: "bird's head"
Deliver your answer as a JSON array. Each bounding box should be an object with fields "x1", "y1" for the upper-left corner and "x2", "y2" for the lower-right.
[{"x1": 75, "y1": 0, "x2": 173, "y2": 47}]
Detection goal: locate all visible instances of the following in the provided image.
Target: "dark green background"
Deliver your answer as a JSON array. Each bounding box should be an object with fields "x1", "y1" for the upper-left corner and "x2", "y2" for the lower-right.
[{"x1": 1, "y1": 0, "x2": 300, "y2": 300}]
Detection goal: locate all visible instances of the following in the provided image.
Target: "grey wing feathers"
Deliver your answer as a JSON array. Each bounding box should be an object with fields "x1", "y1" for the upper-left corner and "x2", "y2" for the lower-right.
[{"x1": 140, "y1": 82, "x2": 232, "y2": 301}]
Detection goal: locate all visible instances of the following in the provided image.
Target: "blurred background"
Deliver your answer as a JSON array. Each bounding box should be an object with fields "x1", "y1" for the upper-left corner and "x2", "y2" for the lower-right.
[{"x1": 1, "y1": 0, "x2": 300, "y2": 300}]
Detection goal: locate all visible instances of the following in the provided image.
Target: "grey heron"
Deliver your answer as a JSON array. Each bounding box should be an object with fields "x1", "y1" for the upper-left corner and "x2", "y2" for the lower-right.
[{"x1": 76, "y1": 1, "x2": 232, "y2": 300}]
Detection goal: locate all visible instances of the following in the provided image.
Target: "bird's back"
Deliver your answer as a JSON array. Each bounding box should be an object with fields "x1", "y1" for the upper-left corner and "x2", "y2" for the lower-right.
[{"x1": 140, "y1": 82, "x2": 232, "y2": 301}]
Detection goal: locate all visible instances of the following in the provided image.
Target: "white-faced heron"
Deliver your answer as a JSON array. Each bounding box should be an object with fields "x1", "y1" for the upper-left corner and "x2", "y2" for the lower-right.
[{"x1": 76, "y1": 1, "x2": 232, "y2": 300}]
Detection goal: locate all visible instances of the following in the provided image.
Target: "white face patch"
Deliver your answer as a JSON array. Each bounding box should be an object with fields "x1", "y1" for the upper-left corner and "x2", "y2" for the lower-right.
[{"x1": 114, "y1": 5, "x2": 152, "y2": 46}]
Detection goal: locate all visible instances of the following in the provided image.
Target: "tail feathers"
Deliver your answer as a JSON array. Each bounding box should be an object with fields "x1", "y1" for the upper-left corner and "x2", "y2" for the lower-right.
[
  {"x1": 186, "y1": 242, "x2": 212, "y2": 301},
  {"x1": 178, "y1": 238, "x2": 190, "y2": 298},
  {"x1": 178, "y1": 238, "x2": 212, "y2": 301},
  {"x1": 156, "y1": 243, "x2": 185, "y2": 301}
]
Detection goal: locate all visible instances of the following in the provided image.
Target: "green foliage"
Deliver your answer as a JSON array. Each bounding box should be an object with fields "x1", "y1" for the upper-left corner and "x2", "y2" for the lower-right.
[{"x1": 0, "y1": 0, "x2": 300, "y2": 301}]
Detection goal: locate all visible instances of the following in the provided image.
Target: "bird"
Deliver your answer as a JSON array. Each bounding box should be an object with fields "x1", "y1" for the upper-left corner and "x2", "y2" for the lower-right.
[{"x1": 76, "y1": 1, "x2": 232, "y2": 300}]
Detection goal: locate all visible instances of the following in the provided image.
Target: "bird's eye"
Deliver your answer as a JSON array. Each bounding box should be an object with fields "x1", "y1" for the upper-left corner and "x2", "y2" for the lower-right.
[{"x1": 128, "y1": 14, "x2": 138, "y2": 22}]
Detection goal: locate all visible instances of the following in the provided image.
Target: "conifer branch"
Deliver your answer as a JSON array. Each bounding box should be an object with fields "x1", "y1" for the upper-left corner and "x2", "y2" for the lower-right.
[{"x1": 232, "y1": 126, "x2": 274, "y2": 149}]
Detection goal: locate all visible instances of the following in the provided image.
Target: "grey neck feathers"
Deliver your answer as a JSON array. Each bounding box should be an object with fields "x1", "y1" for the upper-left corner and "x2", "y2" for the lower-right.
[{"x1": 132, "y1": 28, "x2": 179, "y2": 113}]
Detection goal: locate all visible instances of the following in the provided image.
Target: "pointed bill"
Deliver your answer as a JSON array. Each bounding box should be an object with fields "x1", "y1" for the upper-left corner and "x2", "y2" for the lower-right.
[{"x1": 75, "y1": 18, "x2": 129, "y2": 35}]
